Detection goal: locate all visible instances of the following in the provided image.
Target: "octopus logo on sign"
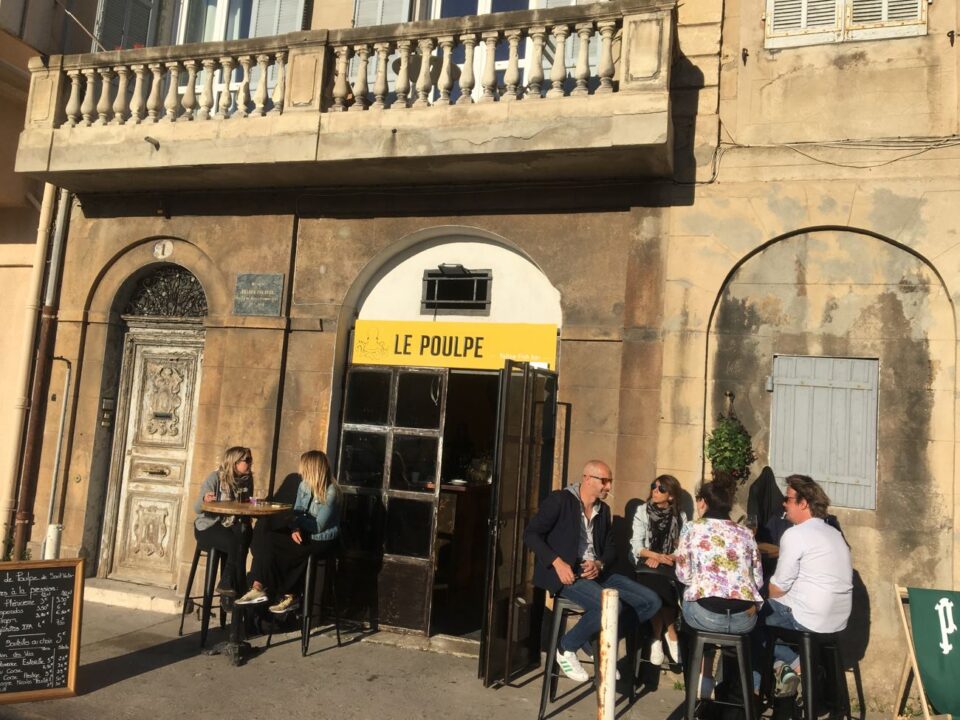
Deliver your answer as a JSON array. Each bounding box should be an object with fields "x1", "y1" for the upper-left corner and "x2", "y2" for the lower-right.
[{"x1": 936, "y1": 597, "x2": 957, "y2": 655}]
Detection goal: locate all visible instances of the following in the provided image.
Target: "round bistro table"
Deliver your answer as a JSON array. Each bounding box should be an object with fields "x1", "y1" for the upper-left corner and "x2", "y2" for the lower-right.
[{"x1": 199, "y1": 500, "x2": 292, "y2": 666}]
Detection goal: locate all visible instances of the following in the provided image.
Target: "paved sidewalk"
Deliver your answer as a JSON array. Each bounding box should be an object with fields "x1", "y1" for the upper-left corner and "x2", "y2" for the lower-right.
[{"x1": 0, "y1": 600, "x2": 687, "y2": 720}]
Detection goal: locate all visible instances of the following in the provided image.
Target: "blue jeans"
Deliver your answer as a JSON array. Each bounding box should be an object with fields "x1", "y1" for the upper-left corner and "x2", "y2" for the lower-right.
[
  {"x1": 682, "y1": 600, "x2": 758, "y2": 634},
  {"x1": 764, "y1": 599, "x2": 809, "y2": 668},
  {"x1": 557, "y1": 573, "x2": 662, "y2": 653}
]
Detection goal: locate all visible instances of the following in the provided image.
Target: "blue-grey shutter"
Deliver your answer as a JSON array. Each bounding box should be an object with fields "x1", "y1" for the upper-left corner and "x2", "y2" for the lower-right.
[
  {"x1": 95, "y1": 0, "x2": 157, "y2": 50},
  {"x1": 252, "y1": 0, "x2": 306, "y2": 36},
  {"x1": 354, "y1": 0, "x2": 410, "y2": 26},
  {"x1": 769, "y1": 356, "x2": 879, "y2": 510}
]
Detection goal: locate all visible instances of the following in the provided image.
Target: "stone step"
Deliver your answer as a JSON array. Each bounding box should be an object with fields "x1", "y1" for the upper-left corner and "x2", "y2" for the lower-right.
[{"x1": 84, "y1": 577, "x2": 182, "y2": 615}]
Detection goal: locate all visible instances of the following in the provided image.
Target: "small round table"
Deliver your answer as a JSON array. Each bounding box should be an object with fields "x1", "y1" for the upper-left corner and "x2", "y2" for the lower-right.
[{"x1": 200, "y1": 500, "x2": 292, "y2": 666}]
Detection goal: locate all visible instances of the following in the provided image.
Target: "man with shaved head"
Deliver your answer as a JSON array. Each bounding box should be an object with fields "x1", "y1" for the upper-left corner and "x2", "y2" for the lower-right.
[{"x1": 524, "y1": 459, "x2": 661, "y2": 682}]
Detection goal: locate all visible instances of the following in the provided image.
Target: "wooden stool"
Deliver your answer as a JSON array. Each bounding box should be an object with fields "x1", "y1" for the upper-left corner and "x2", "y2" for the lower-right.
[
  {"x1": 684, "y1": 628, "x2": 758, "y2": 720},
  {"x1": 761, "y1": 626, "x2": 851, "y2": 720}
]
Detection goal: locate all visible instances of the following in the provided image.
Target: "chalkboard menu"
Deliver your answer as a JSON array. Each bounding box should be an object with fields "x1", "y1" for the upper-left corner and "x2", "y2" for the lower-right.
[{"x1": 0, "y1": 558, "x2": 84, "y2": 703}]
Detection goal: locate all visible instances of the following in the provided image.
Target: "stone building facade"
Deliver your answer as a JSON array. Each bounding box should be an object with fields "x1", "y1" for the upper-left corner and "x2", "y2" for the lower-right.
[{"x1": 13, "y1": 0, "x2": 960, "y2": 704}]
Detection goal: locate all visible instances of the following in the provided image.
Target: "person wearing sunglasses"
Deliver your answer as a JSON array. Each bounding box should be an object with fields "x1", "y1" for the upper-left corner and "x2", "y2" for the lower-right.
[
  {"x1": 523, "y1": 459, "x2": 661, "y2": 683},
  {"x1": 630, "y1": 474, "x2": 687, "y2": 666},
  {"x1": 193, "y1": 446, "x2": 255, "y2": 597}
]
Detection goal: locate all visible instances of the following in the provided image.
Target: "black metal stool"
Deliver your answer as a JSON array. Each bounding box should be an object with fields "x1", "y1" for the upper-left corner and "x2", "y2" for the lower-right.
[
  {"x1": 178, "y1": 544, "x2": 226, "y2": 647},
  {"x1": 538, "y1": 596, "x2": 602, "y2": 720},
  {"x1": 761, "y1": 627, "x2": 851, "y2": 720},
  {"x1": 266, "y1": 549, "x2": 342, "y2": 656},
  {"x1": 684, "y1": 628, "x2": 758, "y2": 720}
]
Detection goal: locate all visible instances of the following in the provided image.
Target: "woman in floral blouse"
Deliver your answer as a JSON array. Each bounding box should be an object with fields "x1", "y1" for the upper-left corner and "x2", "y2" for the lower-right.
[{"x1": 675, "y1": 480, "x2": 763, "y2": 634}]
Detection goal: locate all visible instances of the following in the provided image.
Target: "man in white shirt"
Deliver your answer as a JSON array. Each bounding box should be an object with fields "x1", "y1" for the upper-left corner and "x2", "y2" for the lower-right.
[{"x1": 767, "y1": 474, "x2": 853, "y2": 697}]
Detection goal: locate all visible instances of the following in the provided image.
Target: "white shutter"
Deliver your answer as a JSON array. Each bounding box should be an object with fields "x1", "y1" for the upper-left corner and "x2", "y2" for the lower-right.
[
  {"x1": 354, "y1": 0, "x2": 410, "y2": 26},
  {"x1": 765, "y1": 0, "x2": 840, "y2": 48},
  {"x1": 846, "y1": 0, "x2": 924, "y2": 40},
  {"x1": 769, "y1": 356, "x2": 878, "y2": 510},
  {"x1": 94, "y1": 0, "x2": 157, "y2": 50}
]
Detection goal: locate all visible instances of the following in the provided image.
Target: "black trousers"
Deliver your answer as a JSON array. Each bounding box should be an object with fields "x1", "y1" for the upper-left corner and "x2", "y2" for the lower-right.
[
  {"x1": 194, "y1": 521, "x2": 252, "y2": 590},
  {"x1": 249, "y1": 520, "x2": 335, "y2": 598}
]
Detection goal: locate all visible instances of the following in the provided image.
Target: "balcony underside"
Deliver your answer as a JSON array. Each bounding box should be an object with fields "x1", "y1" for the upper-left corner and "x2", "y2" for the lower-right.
[{"x1": 18, "y1": 98, "x2": 671, "y2": 192}]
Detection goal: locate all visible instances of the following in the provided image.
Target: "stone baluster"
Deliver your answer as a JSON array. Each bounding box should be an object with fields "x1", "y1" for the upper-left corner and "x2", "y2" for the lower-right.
[
  {"x1": 146, "y1": 63, "x2": 163, "y2": 122},
  {"x1": 80, "y1": 68, "x2": 97, "y2": 126},
  {"x1": 547, "y1": 24, "x2": 570, "y2": 98},
  {"x1": 252, "y1": 55, "x2": 269, "y2": 116},
  {"x1": 572, "y1": 23, "x2": 593, "y2": 96},
  {"x1": 198, "y1": 59, "x2": 216, "y2": 120},
  {"x1": 234, "y1": 55, "x2": 252, "y2": 117},
  {"x1": 96, "y1": 67, "x2": 113, "y2": 124},
  {"x1": 332, "y1": 45, "x2": 350, "y2": 111},
  {"x1": 435, "y1": 35, "x2": 454, "y2": 105},
  {"x1": 112, "y1": 65, "x2": 130, "y2": 124},
  {"x1": 457, "y1": 34, "x2": 477, "y2": 105},
  {"x1": 502, "y1": 29, "x2": 522, "y2": 101},
  {"x1": 479, "y1": 31, "x2": 498, "y2": 102},
  {"x1": 270, "y1": 51, "x2": 286, "y2": 114},
  {"x1": 395, "y1": 40, "x2": 412, "y2": 108},
  {"x1": 351, "y1": 44, "x2": 371, "y2": 111},
  {"x1": 218, "y1": 56, "x2": 235, "y2": 118},
  {"x1": 596, "y1": 21, "x2": 616, "y2": 94},
  {"x1": 163, "y1": 61, "x2": 180, "y2": 121},
  {"x1": 526, "y1": 27, "x2": 546, "y2": 100},
  {"x1": 64, "y1": 70, "x2": 82, "y2": 127},
  {"x1": 129, "y1": 64, "x2": 146, "y2": 123},
  {"x1": 372, "y1": 42, "x2": 390, "y2": 109},
  {"x1": 413, "y1": 37, "x2": 435, "y2": 108},
  {"x1": 182, "y1": 60, "x2": 198, "y2": 119}
]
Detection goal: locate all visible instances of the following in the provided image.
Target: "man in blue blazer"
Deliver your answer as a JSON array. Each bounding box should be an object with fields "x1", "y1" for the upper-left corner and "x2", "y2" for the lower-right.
[{"x1": 523, "y1": 459, "x2": 661, "y2": 682}]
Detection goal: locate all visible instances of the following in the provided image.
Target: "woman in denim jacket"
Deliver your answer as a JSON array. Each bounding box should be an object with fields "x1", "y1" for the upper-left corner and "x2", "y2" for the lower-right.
[{"x1": 236, "y1": 450, "x2": 340, "y2": 614}]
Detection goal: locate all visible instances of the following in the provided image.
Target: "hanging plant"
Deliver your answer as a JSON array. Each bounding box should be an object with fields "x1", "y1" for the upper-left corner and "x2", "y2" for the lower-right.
[{"x1": 705, "y1": 392, "x2": 756, "y2": 487}]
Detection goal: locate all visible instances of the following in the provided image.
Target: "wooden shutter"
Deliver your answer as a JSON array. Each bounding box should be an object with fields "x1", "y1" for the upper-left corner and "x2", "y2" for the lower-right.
[
  {"x1": 95, "y1": 0, "x2": 157, "y2": 50},
  {"x1": 846, "y1": 0, "x2": 924, "y2": 40},
  {"x1": 765, "y1": 0, "x2": 840, "y2": 48},
  {"x1": 769, "y1": 356, "x2": 879, "y2": 510}
]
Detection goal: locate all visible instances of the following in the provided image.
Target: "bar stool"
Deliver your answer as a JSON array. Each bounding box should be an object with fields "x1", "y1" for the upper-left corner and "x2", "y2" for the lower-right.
[
  {"x1": 266, "y1": 549, "x2": 342, "y2": 656},
  {"x1": 538, "y1": 596, "x2": 601, "y2": 720},
  {"x1": 683, "y1": 628, "x2": 758, "y2": 720},
  {"x1": 761, "y1": 627, "x2": 851, "y2": 720},
  {"x1": 178, "y1": 545, "x2": 227, "y2": 647}
]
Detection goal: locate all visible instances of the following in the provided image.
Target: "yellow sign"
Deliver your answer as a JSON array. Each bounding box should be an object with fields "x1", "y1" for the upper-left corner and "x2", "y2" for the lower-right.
[{"x1": 352, "y1": 320, "x2": 557, "y2": 370}]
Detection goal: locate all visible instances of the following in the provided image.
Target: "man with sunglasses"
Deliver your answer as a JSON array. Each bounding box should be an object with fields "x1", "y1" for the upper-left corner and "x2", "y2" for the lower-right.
[
  {"x1": 523, "y1": 459, "x2": 661, "y2": 682},
  {"x1": 766, "y1": 474, "x2": 852, "y2": 697}
]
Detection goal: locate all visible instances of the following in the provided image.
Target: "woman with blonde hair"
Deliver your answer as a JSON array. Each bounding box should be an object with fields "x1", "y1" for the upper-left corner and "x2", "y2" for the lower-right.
[
  {"x1": 193, "y1": 446, "x2": 255, "y2": 596},
  {"x1": 237, "y1": 450, "x2": 341, "y2": 614}
]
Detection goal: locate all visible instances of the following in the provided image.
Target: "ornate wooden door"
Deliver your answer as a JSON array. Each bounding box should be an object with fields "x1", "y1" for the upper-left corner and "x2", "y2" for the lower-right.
[{"x1": 106, "y1": 326, "x2": 203, "y2": 588}]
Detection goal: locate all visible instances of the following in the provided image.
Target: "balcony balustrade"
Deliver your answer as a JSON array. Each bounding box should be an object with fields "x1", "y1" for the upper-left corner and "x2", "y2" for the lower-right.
[{"x1": 17, "y1": 0, "x2": 675, "y2": 192}]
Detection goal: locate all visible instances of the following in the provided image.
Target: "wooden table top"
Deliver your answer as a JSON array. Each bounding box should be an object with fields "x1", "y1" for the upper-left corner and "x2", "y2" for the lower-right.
[{"x1": 201, "y1": 500, "x2": 292, "y2": 517}]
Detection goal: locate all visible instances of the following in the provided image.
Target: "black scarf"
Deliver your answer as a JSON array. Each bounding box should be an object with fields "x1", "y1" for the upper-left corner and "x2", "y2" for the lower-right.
[{"x1": 647, "y1": 501, "x2": 681, "y2": 554}]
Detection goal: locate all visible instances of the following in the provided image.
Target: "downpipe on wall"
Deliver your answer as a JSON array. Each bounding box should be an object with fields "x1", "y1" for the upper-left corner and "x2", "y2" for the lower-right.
[
  {"x1": 10, "y1": 187, "x2": 71, "y2": 560},
  {"x1": 0, "y1": 183, "x2": 57, "y2": 558}
]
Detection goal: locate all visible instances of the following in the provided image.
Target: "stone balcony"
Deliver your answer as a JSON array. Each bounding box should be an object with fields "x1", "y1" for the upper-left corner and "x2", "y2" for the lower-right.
[{"x1": 16, "y1": 0, "x2": 675, "y2": 193}]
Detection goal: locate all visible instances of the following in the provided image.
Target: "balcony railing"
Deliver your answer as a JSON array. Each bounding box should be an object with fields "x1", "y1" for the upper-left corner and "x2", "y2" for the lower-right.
[{"x1": 18, "y1": 0, "x2": 676, "y2": 190}]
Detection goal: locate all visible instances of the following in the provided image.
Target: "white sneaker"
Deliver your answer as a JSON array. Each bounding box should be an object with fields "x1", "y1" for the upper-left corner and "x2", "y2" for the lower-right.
[
  {"x1": 556, "y1": 649, "x2": 589, "y2": 682},
  {"x1": 649, "y1": 639, "x2": 665, "y2": 666},
  {"x1": 666, "y1": 637, "x2": 681, "y2": 665}
]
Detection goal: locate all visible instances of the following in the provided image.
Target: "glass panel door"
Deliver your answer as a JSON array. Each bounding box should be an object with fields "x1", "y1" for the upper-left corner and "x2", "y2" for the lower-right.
[
  {"x1": 479, "y1": 361, "x2": 558, "y2": 686},
  {"x1": 338, "y1": 365, "x2": 448, "y2": 634}
]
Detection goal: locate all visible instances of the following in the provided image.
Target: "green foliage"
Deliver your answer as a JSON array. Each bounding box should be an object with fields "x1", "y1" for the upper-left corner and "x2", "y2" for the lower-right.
[{"x1": 705, "y1": 411, "x2": 756, "y2": 484}]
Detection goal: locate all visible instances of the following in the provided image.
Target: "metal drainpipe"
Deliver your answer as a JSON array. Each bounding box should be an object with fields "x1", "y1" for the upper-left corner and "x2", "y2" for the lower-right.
[
  {"x1": 11, "y1": 187, "x2": 71, "y2": 560},
  {"x1": 0, "y1": 183, "x2": 57, "y2": 558},
  {"x1": 42, "y1": 357, "x2": 72, "y2": 560}
]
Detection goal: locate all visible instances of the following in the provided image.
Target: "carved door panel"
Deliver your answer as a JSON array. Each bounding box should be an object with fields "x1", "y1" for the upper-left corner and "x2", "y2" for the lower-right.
[{"x1": 108, "y1": 336, "x2": 202, "y2": 587}]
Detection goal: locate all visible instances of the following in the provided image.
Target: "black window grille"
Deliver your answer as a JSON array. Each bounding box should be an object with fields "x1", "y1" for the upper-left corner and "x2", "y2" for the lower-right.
[{"x1": 421, "y1": 267, "x2": 492, "y2": 314}]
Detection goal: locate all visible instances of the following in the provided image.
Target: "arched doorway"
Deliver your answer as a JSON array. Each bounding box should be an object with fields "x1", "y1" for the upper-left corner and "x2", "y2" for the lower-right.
[
  {"x1": 334, "y1": 233, "x2": 562, "y2": 683},
  {"x1": 98, "y1": 265, "x2": 208, "y2": 589}
]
